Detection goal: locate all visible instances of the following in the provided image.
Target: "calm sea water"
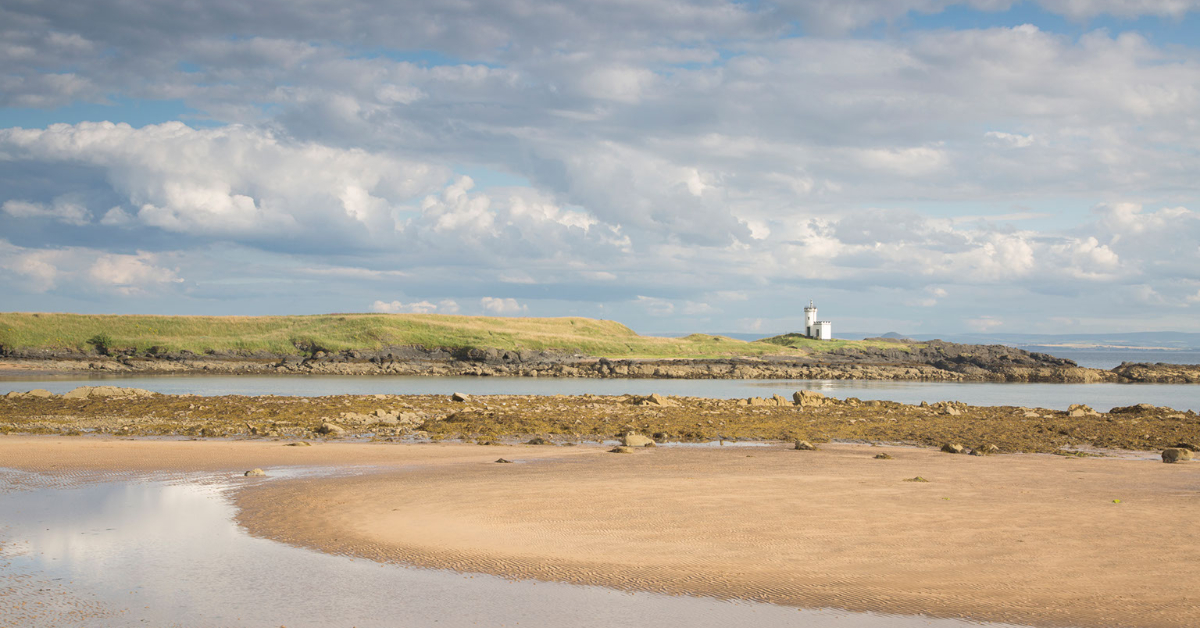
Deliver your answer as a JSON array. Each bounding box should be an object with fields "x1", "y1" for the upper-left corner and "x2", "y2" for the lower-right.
[
  {"x1": 0, "y1": 472, "x2": 1032, "y2": 628},
  {"x1": 1029, "y1": 348, "x2": 1200, "y2": 370},
  {"x1": 0, "y1": 374, "x2": 1195, "y2": 411}
]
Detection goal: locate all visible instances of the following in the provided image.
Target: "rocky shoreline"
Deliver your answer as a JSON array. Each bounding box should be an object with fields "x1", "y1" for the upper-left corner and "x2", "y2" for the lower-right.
[
  {"x1": 2, "y1": 385, "x2": 1196, "y2": 454},
  {"x1": 3, "y1": 339, "x2": 1199, "y2": 383}
]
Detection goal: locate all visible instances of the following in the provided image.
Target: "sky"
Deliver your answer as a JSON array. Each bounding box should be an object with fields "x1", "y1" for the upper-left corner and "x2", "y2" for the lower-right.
[{"x1": 2, "y1": 0, "x2": 1199, "y2": 336}]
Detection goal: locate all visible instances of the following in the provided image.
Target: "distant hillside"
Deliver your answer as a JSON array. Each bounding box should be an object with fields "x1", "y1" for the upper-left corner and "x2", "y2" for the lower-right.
[
  {"x1": 835, "y1": 331, "x2": 1200, "y2": 350},
  {"x1": 914, "y1": 332, "x2": 1200, "y2": 350},
  {"x1": 0, "y1": 312, "x2": 809, "y2": 360}
]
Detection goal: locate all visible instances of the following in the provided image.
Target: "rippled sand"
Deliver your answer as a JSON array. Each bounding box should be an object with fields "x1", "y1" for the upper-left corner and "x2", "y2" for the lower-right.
[{"x1": 3, "y1": 436, "x2": 1197, "y2": 627}]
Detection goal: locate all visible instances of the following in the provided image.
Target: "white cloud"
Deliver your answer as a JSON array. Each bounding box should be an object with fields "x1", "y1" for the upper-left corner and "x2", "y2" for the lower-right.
[
  {"x1": 0, "y1": 122, "x2": 446, "y2": 240},
  {"x1": 966, "y1": 315, "x2": 1004, "y2": 332},
  {"x1": 421, "y1": 176, "x2": 495, "y2": 235},
  {"x1": 87, "y1": 253, "x2": 182, "y2": 295},
  {"x1": 3, "y1": 5, "x2": 1200, "y2": 331},
  {"x1": 480, "y1": 297, "x2": 528, "y2": 315},
  {"x1": 635, "y1": 295, "x2": 675, "y2": 316},
  {"x1": 0, "y1": 244, "x2": 61, "y2": 292},
  {"x1": 908, "y1": 286, "x2": 948, "y2": 307},
  {"x1": 2, "y1": 197, "x2": 90, "y2": 225},
  {"x1": 0, "y1": 241, "x2": 183, "y2": 297},
  {"x1": 984, "y1": 131, "x2": 1036, "y2": 148},
  {"x1": 371, "y1": 299, "x2": 459, "y2": 314},
  {"x1": 682, "y1": 301, "x2": 717, "y2": 315}
]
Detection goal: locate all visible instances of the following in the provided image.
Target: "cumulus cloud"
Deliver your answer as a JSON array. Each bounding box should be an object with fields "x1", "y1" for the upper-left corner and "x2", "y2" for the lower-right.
[
  {"x1": 2, "y1": 198, "x2": 90, "y2": 226},
  {"x1": 480, "y1": 297, "x2": 527, "y2": 315},
  {"x1": 88, "y1": 253, "x2": 182, "y2": 295},
  {"x1": 0, "y1": 122, "x2": 446, "y2": 243},
  {"x1": 2, "y1": 2, "x2": 1200, "y2": 330},
  {"x1": 0, "y1": 240, "x2": 183, "y2": 296},
  {"x1": 636, "y1": 296, "x2": 675, "y2": 316},
  {"x1": 371, "y1": 299, "x2": 459, "y2": 314}
]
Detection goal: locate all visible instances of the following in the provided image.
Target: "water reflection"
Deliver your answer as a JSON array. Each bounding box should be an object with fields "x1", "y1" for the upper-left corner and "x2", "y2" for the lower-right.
[{"x1": 0, "y1": 472, "x2": 1034, "y2": 627}]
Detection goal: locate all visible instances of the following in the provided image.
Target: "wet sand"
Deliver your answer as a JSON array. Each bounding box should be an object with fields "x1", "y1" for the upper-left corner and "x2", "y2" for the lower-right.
[{"x1": 3, "y1": 437, "x2": 1198, "y2": 627}]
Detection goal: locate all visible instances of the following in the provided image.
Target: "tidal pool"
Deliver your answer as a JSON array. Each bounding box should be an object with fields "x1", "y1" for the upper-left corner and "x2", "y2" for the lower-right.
[{"x1": 0, "y1": 469, "x2": 1038, "y2": 628}]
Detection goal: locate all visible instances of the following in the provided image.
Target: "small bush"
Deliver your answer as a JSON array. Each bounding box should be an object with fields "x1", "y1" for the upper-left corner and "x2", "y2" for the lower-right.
[{"x1": 87, "y1": 333, "x2": 114, "y2": 355}]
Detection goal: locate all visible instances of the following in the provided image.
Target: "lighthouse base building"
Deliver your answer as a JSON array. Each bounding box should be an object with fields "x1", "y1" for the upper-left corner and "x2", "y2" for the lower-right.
[{"x1": 803, "y1": 301, "x2": 832, "y2": 340}]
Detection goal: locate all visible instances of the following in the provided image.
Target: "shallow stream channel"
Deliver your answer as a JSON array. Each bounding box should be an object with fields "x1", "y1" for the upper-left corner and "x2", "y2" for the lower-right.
[{"x1": 0, "y1": 468, "x2": 1039, "y2": 628}]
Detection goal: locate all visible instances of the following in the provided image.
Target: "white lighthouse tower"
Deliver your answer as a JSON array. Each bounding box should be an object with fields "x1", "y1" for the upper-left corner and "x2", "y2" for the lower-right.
[{"x1": 803, "y1": 300, "x2": 833, "y2": 340}]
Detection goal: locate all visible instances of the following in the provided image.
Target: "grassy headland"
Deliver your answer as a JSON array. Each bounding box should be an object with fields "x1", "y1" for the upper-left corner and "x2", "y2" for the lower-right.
[{"x1": 0, "y1": 312, "x2": 877, "y2": 360}]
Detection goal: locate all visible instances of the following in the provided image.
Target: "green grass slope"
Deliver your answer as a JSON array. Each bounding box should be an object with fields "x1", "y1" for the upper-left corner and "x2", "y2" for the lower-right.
[
  {"x1": 758, "y1": 332, "x2": 917, "y2": 353},
  {"x1": 0, "y1": 312, "x2": 813, "y2": 360}
]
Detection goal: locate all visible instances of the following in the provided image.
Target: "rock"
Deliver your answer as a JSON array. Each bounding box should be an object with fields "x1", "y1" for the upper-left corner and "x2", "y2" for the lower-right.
[
  {"x1": 609, "y1": 446, "x2": 634, "y2": 454},
  {"x1": 495, "y1": 458, "x2": 513, "y2": 463},
  {"x1": 639, "y1": 393, "x2": 676, "y2": 407},
  {"x1": 874, "y1": 453, "x2": 893, "y2": 459},
  {"x1": 1068, "y1": 403, "x2": 1100, "y2": 418},
  {"x1": 1172, "y1": 443, "x2": 1198, "y2": 452},
  {"x1": 1162, "y1": 448, "x2": 1193, "y2": 463},
  {"x1": 526, "y1": 437, "x2": 551, "y2": 445},
  {"x1": 904, "y1": 476, "x2": 930, "y2": 483},
  {"x1": 771, "y1": 394, "x2": 789, "y2": 406},
  {"x1": 940, "y1": 443, "x2": 965, "y2": 454},
  {"x1": 622, "y1": 433, "x2": 655, "y2": 447},
  {"x1": 451, "y1": 392, "x2": 470, "y2": 402},
  {"x1": 62, "y1": 386, "x2": 155, "y2": 400},
  {"x1": 792, "y1": 390, "x2": 831, "y2": 408},
  {"x1": 1023, "y1": 411, "x2": 1040, "y2": 418},
  {"x1": 25, "y1": 389, "x2": 55, "y2": 398},
  {"x1": 942, "y1": 406, "x2": 961, "y2": 416},
  {"x1": 244, "y1": 468, "x2": 266, "y2": 477},
  {"x1": 794, "y1": 440, "x2": 818, "y2": 451},
  {"x1": 316, "y1": 422, "x2": 345, "y2": 436},
  {"x1": 284, "y1": 441, "x2": 311, "y2": 447}
]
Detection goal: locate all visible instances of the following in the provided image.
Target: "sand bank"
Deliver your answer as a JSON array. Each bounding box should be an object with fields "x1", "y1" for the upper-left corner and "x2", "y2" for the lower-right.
[{"x1": 3, "y1": 437, "x2": 1197, "y2": 627}]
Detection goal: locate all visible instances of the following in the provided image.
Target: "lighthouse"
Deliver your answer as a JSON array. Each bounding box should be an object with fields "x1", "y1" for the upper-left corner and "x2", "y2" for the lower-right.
[{"x1": 803, "y1": 300, "x2": 833, "y2": 340}]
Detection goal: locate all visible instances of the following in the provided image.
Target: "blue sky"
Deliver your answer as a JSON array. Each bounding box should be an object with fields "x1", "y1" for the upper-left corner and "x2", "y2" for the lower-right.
[{"x1": 2, "y1": 0, "x2": 1199, "y2": 336}]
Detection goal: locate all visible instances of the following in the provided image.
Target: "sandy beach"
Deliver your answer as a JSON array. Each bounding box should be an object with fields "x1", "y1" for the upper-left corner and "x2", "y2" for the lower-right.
[{"x1": 2, "y1": 436, "x2": 1197, "y2": 627}]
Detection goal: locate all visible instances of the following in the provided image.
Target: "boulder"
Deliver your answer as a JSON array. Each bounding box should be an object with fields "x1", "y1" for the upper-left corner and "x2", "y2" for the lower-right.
[
  {"x1": 243, "y1": 468, "x2": 266, "y2": 477},
  {"x1": 63, "y1": 386, "x2": 155, "y2": 400},
  {"x1": 942, "y1": 406, "x2": 961, "y2": 416},
  {"x1": 622, "y1": 433, "x2": 655, "y2": 447},
  {"x1": 940, "y1": 443, "x2": 965, "y2": 454},
  {"x1": 495, "y1": 458, "x2": 513, "y2": 464},
  {"x1": 1067, "y1": 404, "x2": 1100, "y2": 418},
  {"x1": 640, "y1": 393, "x2": 676, "y2": 407},
  {"x1": 874, "y1": 453, "x2": 893, "y2": 459},
  {"x1": 526, "y1": 437, "x2": 551, "y2": 445},
  {"x1": 316, "y1": 422, "x2": 345, "y2": 436},
  {"x1": 792, "y1": 390, "x2": 828, "y2": 407},
  {"x1": 794, "y1": 440, "x2": 818, "y2": 451},
  {"x1": 25, "y1": 389, "x2": 55, "y2": 398},
  {"x1": 609, "y1": 446, "x2": 634, "y2": 454},
  {"x1": 1162, "y1": 448, "x2": 1194, "y2": 464},
  {"x1": 451, "y1": 392, "x2": 470, "y2": 402}
]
